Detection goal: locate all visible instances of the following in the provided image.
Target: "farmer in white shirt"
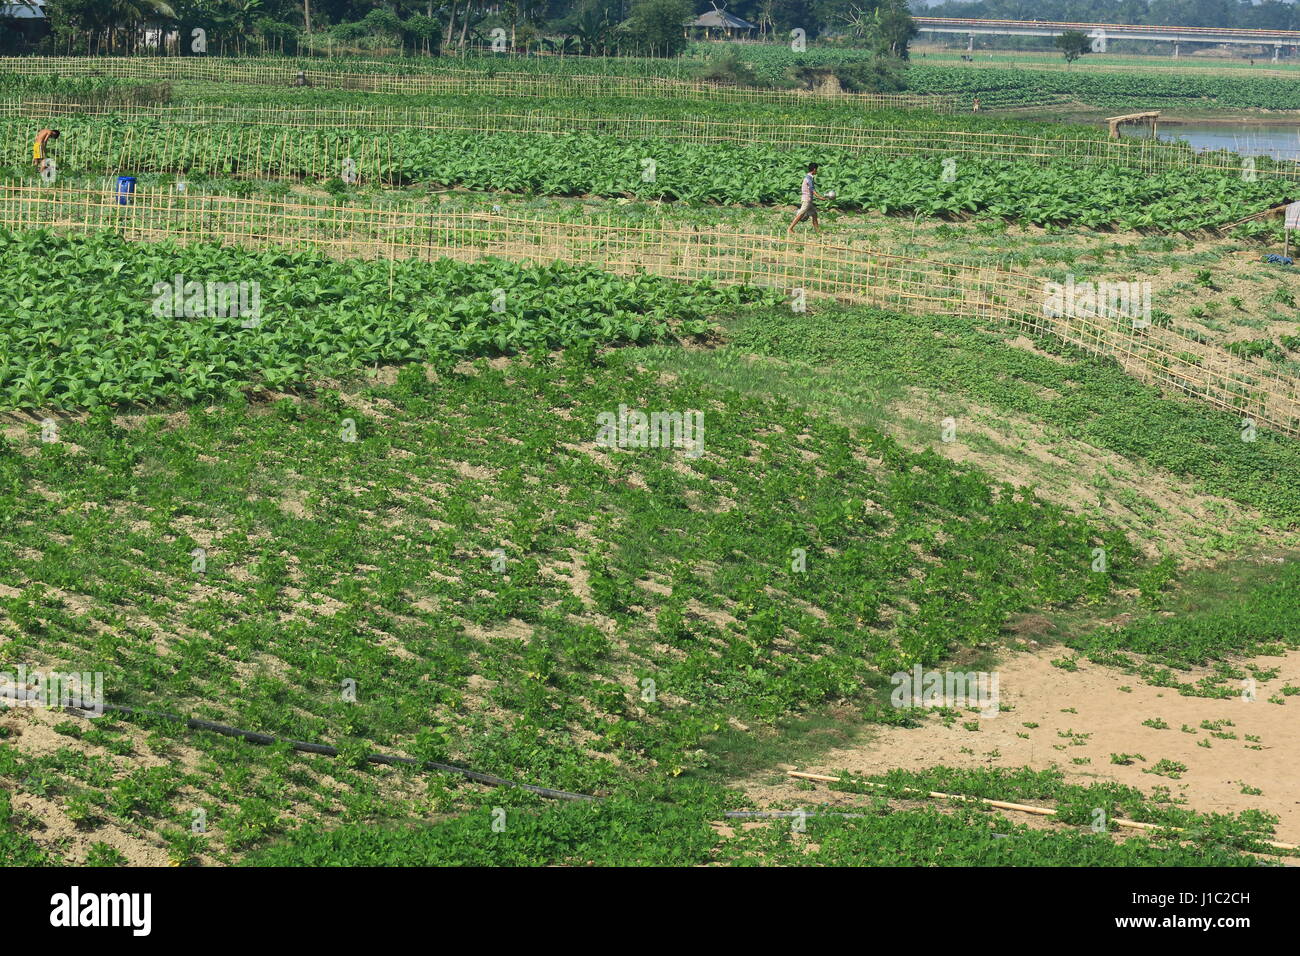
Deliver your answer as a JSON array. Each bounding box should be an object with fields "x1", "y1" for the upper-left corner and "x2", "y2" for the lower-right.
[{"x1": 788, "y1": 162, "x2": 830, "y2": 234}]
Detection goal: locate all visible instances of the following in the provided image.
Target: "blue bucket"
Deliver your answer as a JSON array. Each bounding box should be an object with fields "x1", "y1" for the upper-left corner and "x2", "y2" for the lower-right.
[{"x1": 116, "y1": 176, "x2": 136, "y2": 205}]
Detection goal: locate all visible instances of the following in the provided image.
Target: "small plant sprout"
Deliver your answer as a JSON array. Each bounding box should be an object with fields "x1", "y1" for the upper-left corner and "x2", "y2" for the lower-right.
[
  {"x1": 940, "y1": 416, "x2": 956, "y2": 444},
  {"x1": 1109, "y1": 753, "x2": 1145, "y2": 765},
  {"x1": 1144, "y1": 759, "x2": 1187, "y2": 779}
]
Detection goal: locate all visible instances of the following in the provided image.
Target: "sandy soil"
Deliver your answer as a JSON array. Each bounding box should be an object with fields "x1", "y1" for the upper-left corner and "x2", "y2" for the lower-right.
[{"x1": 744, "y1": 647, "x2": 1300, "y2": 845}]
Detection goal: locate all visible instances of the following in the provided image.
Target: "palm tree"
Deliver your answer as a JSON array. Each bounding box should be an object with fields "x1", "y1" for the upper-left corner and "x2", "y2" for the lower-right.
[
  {"x1": 108, "y1": 0, "x2": 177, "y2": 53},
  {"x1": 445, "y1": 0, "x2": 461, "y2": 48},
  {"x1": 230, "y1": 0, "x2": 264, "y2": 54},
  {"x1": 546, "y1": 35, "x2": 579, "y2": 55},
  {"x1": 503, "y1": 0, "x2": 520, "y2": 48},
  {"x1": 838, "y1": 3, "x2": 870, "y2": 41},
  {"x1": 572, "y1": 3, "x2": 613, "y2": 55},
  {"x1": 459, "y1": 0, "x2": 477, "y2": 49},
  {"x1": 756, "y1": 0, "x2": 774, "y2": 40}
]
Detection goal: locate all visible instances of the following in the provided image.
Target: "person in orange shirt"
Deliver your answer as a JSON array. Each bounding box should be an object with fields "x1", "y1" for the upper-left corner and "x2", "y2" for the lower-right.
[{"x1": 33, "y1": 128, "x2": 60, "y2": 171}]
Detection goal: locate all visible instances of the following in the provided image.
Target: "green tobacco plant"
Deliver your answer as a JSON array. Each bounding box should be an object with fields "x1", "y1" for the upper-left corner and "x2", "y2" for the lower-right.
[{"x1": 0, "y1": 229, "x2": 776, "y2": 409}]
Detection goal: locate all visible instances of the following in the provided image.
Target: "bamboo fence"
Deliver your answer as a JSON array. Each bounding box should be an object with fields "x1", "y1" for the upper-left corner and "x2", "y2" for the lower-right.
[
  {"x1": 5, "y1": 99, "x2": 1294, "y2": 182},
  {"x1": 0, "y1": 56, "x2": 958, "y2": 111},
  {"x1": 2, "y1": 181, "x2": 1296, "y2": 436},
  {"x1": 1, "y1": 114, "x2": 388, "y2": 185}
]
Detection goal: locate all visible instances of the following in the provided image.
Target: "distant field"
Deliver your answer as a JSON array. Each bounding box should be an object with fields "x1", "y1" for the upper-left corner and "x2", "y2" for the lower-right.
[
  {"x1": 914, "y1": 45, "x2": 1300, "y2": 74},
  {"x1": 13, "y1": 46, "x2": 1300, "y2": 112}
]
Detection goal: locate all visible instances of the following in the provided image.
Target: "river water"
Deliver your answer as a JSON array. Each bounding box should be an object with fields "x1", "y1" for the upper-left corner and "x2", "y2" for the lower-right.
[{"x1": 1119, "y1": 122, "x2": 1300, "y2": 162}]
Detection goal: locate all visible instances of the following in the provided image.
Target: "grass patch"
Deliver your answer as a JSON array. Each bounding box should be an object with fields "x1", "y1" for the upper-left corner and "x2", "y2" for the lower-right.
[{"x1": 726, "y1": 304, "x2": 1300, "y2": 524}]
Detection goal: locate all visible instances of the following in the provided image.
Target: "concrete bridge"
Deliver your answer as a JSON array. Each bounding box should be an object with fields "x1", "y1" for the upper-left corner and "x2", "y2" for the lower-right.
[{"x1": 914, "y1": 16, "x2": 1300, "y2": 59}]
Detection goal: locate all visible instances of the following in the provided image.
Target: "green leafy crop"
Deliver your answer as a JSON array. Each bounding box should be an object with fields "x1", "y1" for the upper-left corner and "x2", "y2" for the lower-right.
[{"x1": 0, "y1": 228, "x2": 774, "y2": 408}]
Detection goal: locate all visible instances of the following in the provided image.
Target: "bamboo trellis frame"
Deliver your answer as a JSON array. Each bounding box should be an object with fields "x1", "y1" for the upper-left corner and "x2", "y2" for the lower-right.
[
  {"x1": 2, "y1": 114, "x2": 384, "y2": 185},
  {"x1": 2, "y1": 182, "x2": 1296, "y2": 437},
  {"x1": 6, "y1": 99, "x2": 1295, "y2": 182},
  {"x1": 0, "y1": 56, "x2": 959, "y2": 111}
]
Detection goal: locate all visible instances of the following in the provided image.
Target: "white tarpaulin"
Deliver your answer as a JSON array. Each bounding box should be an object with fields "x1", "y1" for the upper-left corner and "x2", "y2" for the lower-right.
[
  {"x1": 0, "y1": 2, "x2": 46, "y2": 18},
  {"x1": 1286, "y1": 201, "x2": 1300, "y2": 231}
]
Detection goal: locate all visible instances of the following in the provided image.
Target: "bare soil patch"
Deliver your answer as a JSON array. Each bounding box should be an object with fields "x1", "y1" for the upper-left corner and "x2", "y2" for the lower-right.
[{"x1": 743, "y1": 647, "x2": 1300, "y2": 844}]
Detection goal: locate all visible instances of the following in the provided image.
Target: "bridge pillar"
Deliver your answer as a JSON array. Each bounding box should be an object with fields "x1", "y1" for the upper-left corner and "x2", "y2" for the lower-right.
[
  {"x1": 968, "y1": 34, "x2": 974, "y2": 52},
  {"x1": 1172, "y1": 42, "x2": 1178, "y2": 58},
  {"x1": 1275, "y1": 43, "x2": 1282, "y2": 62}
]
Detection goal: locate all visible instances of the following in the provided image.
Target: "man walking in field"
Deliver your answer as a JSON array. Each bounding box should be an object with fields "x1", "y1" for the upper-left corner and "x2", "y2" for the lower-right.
[
  {"x1": 788, "y1": 162, "x2": 830, "y2": 235},
  {"x1": 33, "y1": 128, "x2": 59, "y2": 173}
]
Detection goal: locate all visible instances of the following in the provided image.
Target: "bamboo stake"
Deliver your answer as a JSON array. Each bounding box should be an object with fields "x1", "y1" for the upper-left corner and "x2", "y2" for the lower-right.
[
  {"x1": 787, "y1": 771, "x2": 1300, "y2": 852},
  {"x1": 2, "y1": 181, "x2": 1296, "y2": 434},
  {"x1": 5, "y1": 99, "x2": 1289, "y2": 181}
]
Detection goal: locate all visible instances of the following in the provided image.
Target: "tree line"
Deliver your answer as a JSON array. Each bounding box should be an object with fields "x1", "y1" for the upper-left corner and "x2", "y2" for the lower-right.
[{"x1": 5, "y1": 0, "x2": 917, "y2": 57}]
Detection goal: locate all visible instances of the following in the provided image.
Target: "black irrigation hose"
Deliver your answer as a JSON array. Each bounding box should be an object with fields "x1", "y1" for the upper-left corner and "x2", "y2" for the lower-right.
[
  {"x1": 7, "y1": 688, "x2": 1293, "y2": 862},
  {"x1": 724, "y1": 810, "x2": 1019, "y2": 839},
  {"x1": 0, "y1": 687, "x2": 596, "y2": 802},
  {"x1": 12, "y1": 685, "x2": 1289, "y2": 860},
  {"x1": 726, "y1": 811, "x2": 873, "y2": 819}
]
